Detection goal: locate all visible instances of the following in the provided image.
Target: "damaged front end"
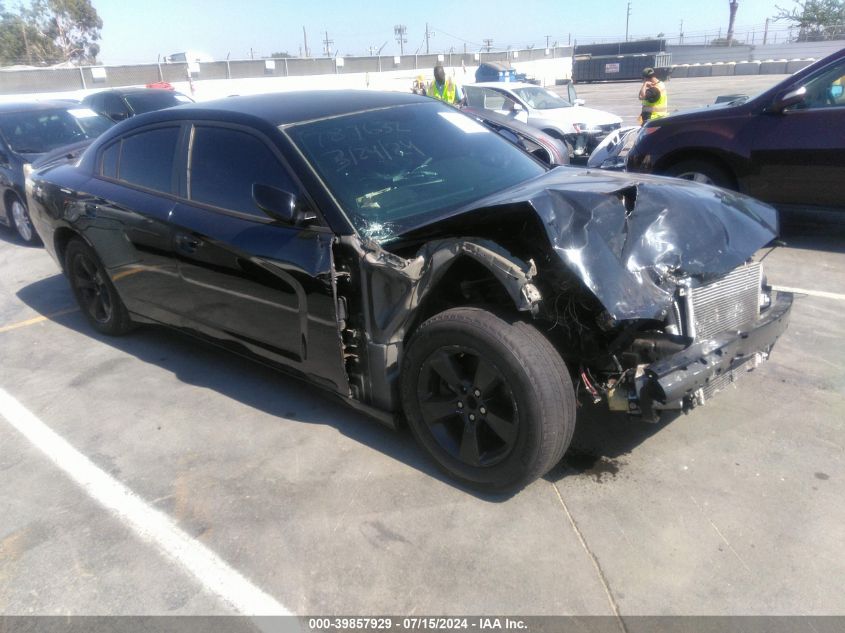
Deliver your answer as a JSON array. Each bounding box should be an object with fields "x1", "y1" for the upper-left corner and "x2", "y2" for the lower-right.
[{"x1": 336, "y1": 167, "x2": 792, "y2": 422}]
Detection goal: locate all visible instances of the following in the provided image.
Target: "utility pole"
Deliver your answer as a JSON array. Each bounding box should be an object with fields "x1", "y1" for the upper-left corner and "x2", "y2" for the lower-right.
[
  {"x1": 545, "y1": 35, "x2": 551, "y2": 49},
  {"x1": 727, "y1": 0, "x2": 739, "y2": 45},
  {"x1": 394, "y1": 25, "x2": 407, "y2": 55},
  {"x1": 302, "y1": 26, "x2": 310, "y2": 58},
  {"x1": 483, "y1": 38, "x2": 493, "y2": 52},
  {"x1": 322, "y1": 31, "x2": 333, "y2": 57},
  {"x1": 763, "y1": 17, "x2": 769, "y2": 45},
  {"x1": 625, "y1": 2, "x2": 632, "y2": 42},
  {"x1": 679, "y1": 19, "x2": 684, "y2": 44},
  {"x1": 425, "y1": 23, "x2": 435, "y2": 54}
]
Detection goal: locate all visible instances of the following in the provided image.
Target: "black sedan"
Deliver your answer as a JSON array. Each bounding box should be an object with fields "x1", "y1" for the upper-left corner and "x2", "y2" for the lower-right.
[
  {"x1": 28, "y1": 92, "x2": 792, "y2": 492},
  {"x1": 626, "y1": 47, "x2": 845, "y2": 212},
  {"x1": 81, "y1": 87, "x2": 194, "y2": 123},
  {"x1": 462, "y1": 106, "x2": 570, "y2": 166},
  {"x1": 0, "y1": 101, "x2": 113, "y2": 243}
]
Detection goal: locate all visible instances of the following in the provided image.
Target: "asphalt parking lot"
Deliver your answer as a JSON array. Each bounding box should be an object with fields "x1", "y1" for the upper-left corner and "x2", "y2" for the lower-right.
[{"x1": 1, "y1": 75, "x2": 844, "y2": 619}]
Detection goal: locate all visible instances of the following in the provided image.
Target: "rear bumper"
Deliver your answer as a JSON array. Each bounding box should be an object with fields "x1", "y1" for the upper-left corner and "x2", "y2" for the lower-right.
[{"x1": 638, "y1": 291, "x2": 793, "y2": 411}]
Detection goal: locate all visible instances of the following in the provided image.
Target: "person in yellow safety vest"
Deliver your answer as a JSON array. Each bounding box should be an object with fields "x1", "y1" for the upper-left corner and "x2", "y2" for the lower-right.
[
  {"x1": 638, "y1": 67, "x2": 668, "y2": 124},
  {"x1": 428, "y1": 65, "x2": 464, "y2": 105}
]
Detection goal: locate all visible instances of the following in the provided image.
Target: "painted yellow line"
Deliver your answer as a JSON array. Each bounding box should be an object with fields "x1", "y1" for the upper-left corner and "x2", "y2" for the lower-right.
[
  {"x1": 0, "y1": 307, "x2": 79, "y2": 334},
  {"x1": 773, "y1": 285, "x2": 845, "y2": 302}
]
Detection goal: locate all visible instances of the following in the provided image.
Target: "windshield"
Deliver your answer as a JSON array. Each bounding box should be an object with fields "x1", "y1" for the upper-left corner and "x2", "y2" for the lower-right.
[
  {"x1": 125, "y1": 91, "x2": 193, "y2": 114},
  {"x1": 285, "y1": 102, "x2": 546, "y2": 243},
  {"x1": 511, "y1": 87, "x2": 571, "y2": 109},
  {"x1": 0, "y1": 108, "x2": 113, "y2": 154}
]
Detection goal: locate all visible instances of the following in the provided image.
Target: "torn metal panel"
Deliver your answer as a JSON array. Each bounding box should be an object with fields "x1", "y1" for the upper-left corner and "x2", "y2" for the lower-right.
[
  {"x1": 445, "y1": 168, "x2": 779, "y2": 321},
  {"x1": 360, "y1": 237, "x2": 541, "y2": 345}
]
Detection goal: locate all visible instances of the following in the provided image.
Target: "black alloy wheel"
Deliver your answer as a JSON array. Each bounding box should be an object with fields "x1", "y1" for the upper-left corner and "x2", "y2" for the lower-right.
[
  {"x1": 417, "y1": 346, "x2": 518, "y2": 468},
  {"x1": 65, "y1": 238, "x2": 133, "y2": 335},
  {"x1": 402, "y1": 307, "x2": 576, "y2": 492}
]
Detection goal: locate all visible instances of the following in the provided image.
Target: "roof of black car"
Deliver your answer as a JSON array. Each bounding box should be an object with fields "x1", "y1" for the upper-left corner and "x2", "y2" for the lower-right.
[
  {"x1": 137, "y1": 90, "x2": 431, "y2": 127},
  {"x1": 0, "y1": 100, "x2": 81, "y2": 113},
  {"x1": 86, "y1": 87, "x2": 181, "y2": 96}
]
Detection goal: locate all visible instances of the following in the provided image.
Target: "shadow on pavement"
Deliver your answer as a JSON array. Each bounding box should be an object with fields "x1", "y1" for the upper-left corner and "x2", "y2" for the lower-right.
[
  {"x1": 779, "y1": 210, "x2": 845, "y2": 254},
  {"x1": 545, "y1": 404, "x2": 679, "y2": 485},
  {"x1": 17, "y1": 273, "x2": 669, "y2": 500}
]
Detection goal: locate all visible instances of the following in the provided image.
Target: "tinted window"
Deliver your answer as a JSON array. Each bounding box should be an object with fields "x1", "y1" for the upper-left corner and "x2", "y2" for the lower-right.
[
  {"x1": 102, "y1": 93, "x2": 129, "y2": 119},
  {"x1": 790, "y1": 60, "x2": 845, "y2": 110},
  {"x1": 190, "y1": 126, "x2": 293, "y2": 216},
  {"x1": 0, "y1": 108, "x2": 113, "y2": 154},
  {"x1": 118, "y1": 127, "x2": 180, "y2": 193},
  {"x1": 125, "y1": 91, "x2": 192, "y2": 115},
  {"x1": 101, "y1": 141, "x2": 119, "y2": 178}
]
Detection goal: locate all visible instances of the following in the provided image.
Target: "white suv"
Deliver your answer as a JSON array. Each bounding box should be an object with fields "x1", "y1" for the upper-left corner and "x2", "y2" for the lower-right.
[{"x1": 463, "y1": 82, "x2": 622, "y2": 158}]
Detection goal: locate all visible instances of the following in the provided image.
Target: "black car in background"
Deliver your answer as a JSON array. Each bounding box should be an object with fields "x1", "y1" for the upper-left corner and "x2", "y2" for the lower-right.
[
  {"x1": 81, "y1": 87, "x2": 194, "y2": 123},
  {"x1": 0, "y1": 101, "x2": 113, "y2": 243},
  {"x1": 626, "y1": 48, "x2": 845, "y2": 212},
  {"x1": 28, "y1": 92, "x2": 791, "y2": 492},
  {"x1": 461, "y1": 106, "x2": 570, "y2": 166}
]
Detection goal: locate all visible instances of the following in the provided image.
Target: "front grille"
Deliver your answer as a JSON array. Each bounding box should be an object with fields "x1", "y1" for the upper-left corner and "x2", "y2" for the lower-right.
[
  {"x1": 688, "y1": 262, "x2": 762, "y2": 340},
  {"x1": 600, "y1": 123, "x2": 622, "y2": 133},
  {"x1": 701, "y1": 357, "x2": 753, "y2": 401}
]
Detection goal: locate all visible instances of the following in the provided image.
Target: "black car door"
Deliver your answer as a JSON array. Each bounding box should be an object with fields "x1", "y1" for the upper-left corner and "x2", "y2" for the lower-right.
[
  {"x1": 745, "y1": 58, "x2": 845, "y2": 208},
  {"x1": 85, "y1": 125, "x2": 185, "y2": 322},
  {"x1": 168, "y1": 123, "x2": 348, "y2": 394}
]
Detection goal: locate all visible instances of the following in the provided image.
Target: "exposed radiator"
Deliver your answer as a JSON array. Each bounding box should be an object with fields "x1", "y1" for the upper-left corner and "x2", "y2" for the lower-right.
[{"x1": 688, "y1": 262, "x2": 762, "y2": 340}]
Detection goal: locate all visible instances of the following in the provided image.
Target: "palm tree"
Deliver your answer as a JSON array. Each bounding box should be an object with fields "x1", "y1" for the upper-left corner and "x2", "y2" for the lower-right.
[{"x1": 727, "y1": 0, "x2": 739, "y2": 44}]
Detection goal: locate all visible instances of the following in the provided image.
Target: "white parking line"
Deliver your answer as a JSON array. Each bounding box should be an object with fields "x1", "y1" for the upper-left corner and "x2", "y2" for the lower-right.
[
  {"x1": 0, "y1": 387, "x2": 291, "y2": 616},
  {"x1": 773, "y1": 285, "x2": 845, "y2": 302}
]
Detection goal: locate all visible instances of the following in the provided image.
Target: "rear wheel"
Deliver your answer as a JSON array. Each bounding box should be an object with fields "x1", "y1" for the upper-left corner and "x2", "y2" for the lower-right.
[
  {"x1": 401, "y1": 307, "x2": 576, "y2": 492},
  {"x1": 65, "y1": 238, "x2": 133, "y2": 336},
  {"x1": 664, "y1": 159, "x2": 735, "y2": 189}
]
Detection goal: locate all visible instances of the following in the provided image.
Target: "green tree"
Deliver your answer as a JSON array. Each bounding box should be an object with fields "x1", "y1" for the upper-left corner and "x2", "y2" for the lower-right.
[
  {"x1": 30, "y1": 0, "x2": 102, "y2": 63},
  {"x1": 775, "y1": 0, "x2": 845, "y2": 40},
  {"x1": 0, "y1": 4, "x2": 59, "y2": 65},
  {"x1": 0, "y1": 0, "x2": 100, "y2": 65}
]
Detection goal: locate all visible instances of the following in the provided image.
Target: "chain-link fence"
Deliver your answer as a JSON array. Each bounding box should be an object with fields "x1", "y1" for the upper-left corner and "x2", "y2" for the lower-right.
[{"x1": 0, "y1": 46, "x2": 571, "y2": 96}]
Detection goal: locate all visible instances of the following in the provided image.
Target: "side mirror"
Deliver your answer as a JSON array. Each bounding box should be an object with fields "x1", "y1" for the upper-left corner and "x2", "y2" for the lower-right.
[
  {"x1": 573, "y1": 98, "x2": 586, "y2": 106},
  {"x1": 252, "y1": 183, "x2": 309, "y2": 225},
  {"x1": 512, "y1": 102, "x2": 524, "y2": 112},
  {"x1": 769, "y1": 86, "x2": 806, "y2": 113},
  {"x1": 108, "y1": 111, "x2": 129, "y2": 122}
]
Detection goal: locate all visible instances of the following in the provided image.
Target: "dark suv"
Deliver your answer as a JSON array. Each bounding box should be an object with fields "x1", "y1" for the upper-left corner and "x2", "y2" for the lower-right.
[
  {"x1": 0, "y1": 101, "x2": 113, "y2": 243},
  {"x1": 626, "y1": 48, "x2": 845, "y2": 212}
]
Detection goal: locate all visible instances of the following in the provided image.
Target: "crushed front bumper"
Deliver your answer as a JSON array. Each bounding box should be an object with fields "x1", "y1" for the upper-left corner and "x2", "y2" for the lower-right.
[{"x1": 637, "y1": 292, "x2": 793, "y2": 416}]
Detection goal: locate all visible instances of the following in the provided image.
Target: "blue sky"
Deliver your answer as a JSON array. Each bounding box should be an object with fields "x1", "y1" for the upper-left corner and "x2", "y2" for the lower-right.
[{"x1": 95, "y1": 0, "x2": 790, "y2": 63}]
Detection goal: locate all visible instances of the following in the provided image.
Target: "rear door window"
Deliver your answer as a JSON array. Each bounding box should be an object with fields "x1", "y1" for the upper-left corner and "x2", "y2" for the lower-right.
[{"x1": 117, "y1": 126, "x2": 180, "y2": 193}]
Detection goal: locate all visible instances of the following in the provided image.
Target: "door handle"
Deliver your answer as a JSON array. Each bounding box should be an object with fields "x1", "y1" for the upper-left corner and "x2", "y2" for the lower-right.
[{"x1": 175, "y1": 234, "x2": 201, "y2": 254}]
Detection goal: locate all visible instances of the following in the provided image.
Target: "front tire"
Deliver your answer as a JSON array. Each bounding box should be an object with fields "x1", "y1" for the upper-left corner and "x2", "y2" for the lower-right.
[
  {"x1": 9, "y1": 197, "x2": 40, "y2": 245},
  {"x1": 65, "y1": 238, "x2": 133, "y2": 336},
  {"x1": 401, "y1": 307, "x2": 576, "y2": 492},
  {"x1": 664, "y1": 159, "x2": 735, "y2": 189}
]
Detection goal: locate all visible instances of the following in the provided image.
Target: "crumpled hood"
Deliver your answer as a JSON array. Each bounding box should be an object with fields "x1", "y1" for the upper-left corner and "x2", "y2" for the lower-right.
[{"x1": 477, "y1": 168, "x2": 778, "y2": 321}]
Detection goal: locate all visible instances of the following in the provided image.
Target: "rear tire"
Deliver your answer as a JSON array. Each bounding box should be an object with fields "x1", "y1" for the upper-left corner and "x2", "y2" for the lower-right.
[
  {"x1": 65, "y1": 238, "x2": 133, "y2": 336},
  {"x1": 401, "y1": 307, "x2": 576, "y2": 492},
  {"x1": 664, "y1": 159, "x2": 735, "y2": 189}
]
